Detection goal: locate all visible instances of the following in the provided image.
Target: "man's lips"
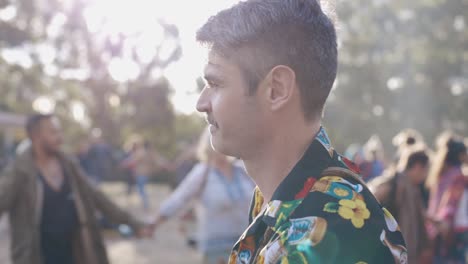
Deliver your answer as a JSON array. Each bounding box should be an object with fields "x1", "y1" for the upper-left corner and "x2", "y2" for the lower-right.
[{"x1": 206, "y1": 116, "x2": 218, "y2": 127}]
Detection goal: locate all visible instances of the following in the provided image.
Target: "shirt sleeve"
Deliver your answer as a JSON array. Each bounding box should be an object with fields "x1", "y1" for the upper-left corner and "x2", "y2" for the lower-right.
[
  {"x1": 159, "y1": 163, "x2": 208, "y2": 218},
  {"x1": 70, "y1": 158, "x2": 145, "y2": 229}
]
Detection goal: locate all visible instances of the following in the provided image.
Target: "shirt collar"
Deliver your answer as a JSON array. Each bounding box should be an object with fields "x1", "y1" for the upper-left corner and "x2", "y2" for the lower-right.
[
  {"x1": 260, "y1": 126, "x2": 335, "y2": 228},
  {"x1": 269, "y1": 126, "x2": 334, "y2": 202}
]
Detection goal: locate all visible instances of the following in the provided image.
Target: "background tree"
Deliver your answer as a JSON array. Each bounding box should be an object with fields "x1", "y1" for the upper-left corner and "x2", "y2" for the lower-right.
[
  {"x1": 0, "y1": 0, "x2": 183, "y2": 155},
  {"x1": 325, "y1": 0, "x2": 467, "y2": 154}
]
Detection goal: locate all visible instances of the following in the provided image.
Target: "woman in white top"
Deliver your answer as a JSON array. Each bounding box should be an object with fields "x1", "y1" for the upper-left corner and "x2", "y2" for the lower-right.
[{"x1": 150, "y1": 128, "x2": 255, "y2": 264}]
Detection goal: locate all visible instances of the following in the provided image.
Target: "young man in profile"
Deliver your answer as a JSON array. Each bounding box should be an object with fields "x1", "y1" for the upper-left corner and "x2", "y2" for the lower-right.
[{"x1": 195, "y1": 0, "x2": 407, "y2": 263}]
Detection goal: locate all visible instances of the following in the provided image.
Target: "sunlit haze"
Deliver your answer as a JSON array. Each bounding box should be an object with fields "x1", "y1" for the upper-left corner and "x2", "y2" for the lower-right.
[{"x1": 83, "y1": 0, "x2": 240, "y2": 114}]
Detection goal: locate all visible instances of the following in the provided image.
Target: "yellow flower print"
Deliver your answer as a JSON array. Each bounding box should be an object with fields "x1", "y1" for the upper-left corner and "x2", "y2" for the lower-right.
[
  {"x1": 337, "y1": 199, "x2": 370, "y2": 228},
  {"x1": 256, "y1": 254, "x2": 265, "y2": 264},
  {"x1": 333, "y1": 186, "x2": 350, "y2": 197},
  {"x1": 252, "y1": 187, "x2": 264, "y2": 218},
  {"x1": 229, "y1": 252, "x2": 238, "y2": 263}
]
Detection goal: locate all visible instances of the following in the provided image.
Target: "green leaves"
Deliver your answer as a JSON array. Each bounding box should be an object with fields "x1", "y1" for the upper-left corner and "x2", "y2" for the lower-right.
[{"x1": 323, "y1": 202, "x2": 339, "y2": 214}]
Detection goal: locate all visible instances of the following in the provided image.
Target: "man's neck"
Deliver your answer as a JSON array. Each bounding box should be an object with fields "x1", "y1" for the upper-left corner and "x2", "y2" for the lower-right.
[
  {"x1": 33, "y1": 145, "x2": 56, "y2": 166},
  {"x1": 243, "y1": 122, "x2": 321, "y2": 202}
]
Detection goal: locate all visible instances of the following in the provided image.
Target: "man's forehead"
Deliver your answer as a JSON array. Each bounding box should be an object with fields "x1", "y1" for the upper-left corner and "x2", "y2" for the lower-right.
[{"x1": 43, "y1": 116, "x2": 61, "y2": 129}]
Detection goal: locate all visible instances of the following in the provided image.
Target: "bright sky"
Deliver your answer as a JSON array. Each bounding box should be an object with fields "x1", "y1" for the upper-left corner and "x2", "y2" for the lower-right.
[
  {"x1": 158, "y1": 0, "x2": 240, "y2": 114},
  {"x1": 83, "y1": 0, "x2": 240, "y2": 114}
]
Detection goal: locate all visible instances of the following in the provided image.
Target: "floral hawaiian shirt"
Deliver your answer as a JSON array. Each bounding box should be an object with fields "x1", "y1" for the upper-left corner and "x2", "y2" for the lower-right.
[{"x1": 229, "y1": 127, "x2": 407, "y2": 264}]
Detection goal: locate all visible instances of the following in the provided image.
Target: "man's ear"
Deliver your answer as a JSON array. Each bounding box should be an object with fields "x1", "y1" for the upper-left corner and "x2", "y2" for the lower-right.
[{"x1": 264, "y1": 65, "x2": 296, "y2": 111}]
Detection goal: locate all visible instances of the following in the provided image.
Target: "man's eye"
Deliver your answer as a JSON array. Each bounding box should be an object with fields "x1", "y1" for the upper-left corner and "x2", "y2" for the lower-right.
[{"x1": 206, "y1": 82, "x2": 219, "y2": 89}]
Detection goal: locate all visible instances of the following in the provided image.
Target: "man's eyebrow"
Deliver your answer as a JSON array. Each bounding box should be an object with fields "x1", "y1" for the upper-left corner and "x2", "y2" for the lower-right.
[
  {"x1": 203, "y1": 72, "x2": 223, "y2": 83},
  {"x1": 203, "y1": 64, "x2": 225, "y2": 82},
  {"x1": 208, "y1": 60, "x2": 222, "y2": 68}
]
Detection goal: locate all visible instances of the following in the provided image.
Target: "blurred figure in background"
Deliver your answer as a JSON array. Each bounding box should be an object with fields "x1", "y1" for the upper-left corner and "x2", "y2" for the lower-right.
[
  {"x1": 86, "y1": 134, "x2": 115, "y2": 184},
  {"x1": 76, "y1": 139, "x2": 92, "y2": 181},
  {"x1": 15, "y1": 138, "x2": 31, "y2": 156},
  {"x1": 167, "y1": 139, "x2": 199, "y2": 244},
  {"x1": 362, "y1": 135, "x2": 386, "y2": 182},
  {"x1": 121, "y1": 138, "x2": 138, "y2": 197},
  {"x1": 344, "y1": 143, "x2": 361, "y2": 161},
  {"x1": 344, "y1": 143, "x2": 372, "y2": 181},
  {"x1": 463, "y1": 137, "x2": 468, "y2": 176},
  {"x1": 75, "y1": 135, "x2": 116, "y2": 185},
  {"x1": 392, "y1": 128, "x2": 425, "y2": 162},
  {"x1": 170, "y1": 139, "x2": 198, "y2": 190},
  {"x1": 455, "y1": 138, "x2": 468, "y2": 264},
  {"x1": 149, "y1": 128, "x2": 255, "y2": 264},
  {"x1": 369, "y1": 145, "x2": 431, "y2": 263},
  {"x1": 0, "y1": 113, "x2": 150, "y2": 264},
  {"x1": 393, "y1": 128, "x2": 430, "y2": 208},
  {"x1": 426, "y1": 132, "x2": 467, "y2": 264},
  {"x1": 344, "y1": 136, "x2": 385, "y2": 183},
  {"x1": 121, "y1": 137, "x2": 162, "y2": 211}
]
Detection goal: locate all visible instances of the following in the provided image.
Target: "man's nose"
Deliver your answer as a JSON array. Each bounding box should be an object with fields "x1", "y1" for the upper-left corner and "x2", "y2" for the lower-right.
[{"x1": 196, "y1": 87, "x2": 211, "y2": 113}]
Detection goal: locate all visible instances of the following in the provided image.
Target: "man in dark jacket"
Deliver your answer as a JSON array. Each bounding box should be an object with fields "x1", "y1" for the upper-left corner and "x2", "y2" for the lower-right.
[{"x1": 0, "y1": 113, "x2": 151, "y2": 264}]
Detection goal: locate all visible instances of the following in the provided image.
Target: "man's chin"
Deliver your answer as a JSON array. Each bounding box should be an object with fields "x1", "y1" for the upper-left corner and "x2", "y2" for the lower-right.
[{"x1": 211, "y1": 138, "x2": 238, "y2": 158}]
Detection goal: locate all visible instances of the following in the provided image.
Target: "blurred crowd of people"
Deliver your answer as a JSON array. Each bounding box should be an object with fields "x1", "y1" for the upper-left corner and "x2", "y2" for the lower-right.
[
  {"x1": 1, "y1": 112, "x2": 467, "y2": 264},
  {"x1": 104, "y1": 126, "x2": 467, "y2": 264},
  {"x1": 149, "y1": 128, "x2": 254, "y2": 264},
  {"x1": 71, "y1": 126, "x2": 255, "y2": 264},
  {"x1": 0, "y1": 113, "x2": 255, "y2": 264},
  {"x1": 346, "y1": 129, "x2": 467, "y2": 264}
]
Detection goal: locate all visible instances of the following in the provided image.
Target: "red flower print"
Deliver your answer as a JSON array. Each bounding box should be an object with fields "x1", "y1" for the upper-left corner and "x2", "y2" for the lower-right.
[
  {"x1": 295, "y1": 177, "x2": 316, "y2": 199},
  {"x1": 342, "y1": 157, "x2": 361, "y2": 175}
]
